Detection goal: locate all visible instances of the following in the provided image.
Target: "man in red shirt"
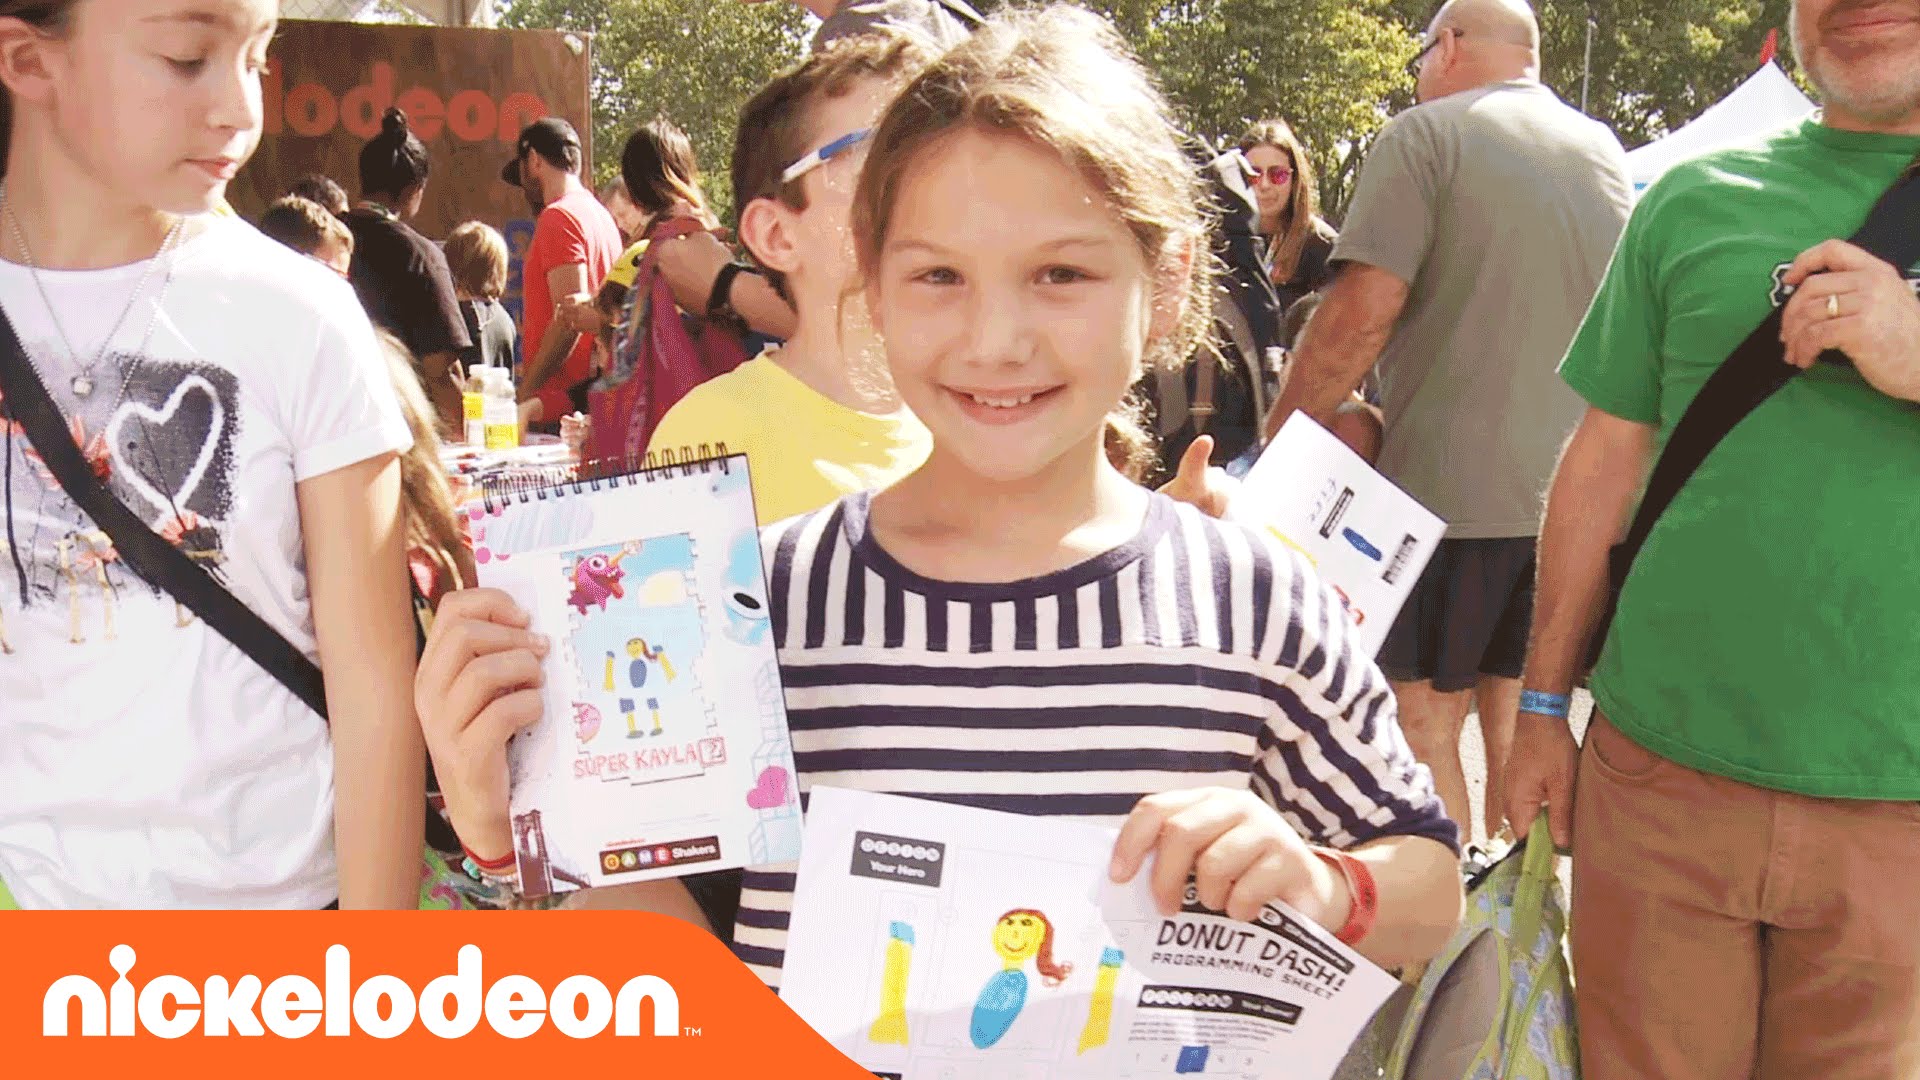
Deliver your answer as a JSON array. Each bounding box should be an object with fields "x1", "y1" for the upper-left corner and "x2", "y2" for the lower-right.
[{"x1": 503, "y1": 118, "x2": 622, "y2": 426}]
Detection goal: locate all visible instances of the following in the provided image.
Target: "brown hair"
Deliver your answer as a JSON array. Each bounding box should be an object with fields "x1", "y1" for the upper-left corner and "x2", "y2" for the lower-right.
[
  {"x1": 1104, "y1": 406, "x2": 1157, "y2": 484},
  {"x1": 850, "y1": 5, "x2": 1214, "y2": 381},
  {"x1": 258, "y1": 196, "x2": 352, "y2": 259},
  {"x1": 0, "y1": 2, "x2": 78, "y2": 178},
  {"x1": 443, "y1": 221, "x2": 510, "y2": 301},
  {"x1": 375, "y1": 332, "x2": 475, "y2": 600},
  {"x1": 999, "y1": 909, "x2": 1073, "y2": 986},
  {"x1": 732, "y1": 30, "x2": 933, "y2": 218},
  {"x1": 622, "y1": 116, "x2": 713, "y2": 228},
  {"x1": 1237, "y1": 118, "x2": 1322, "y2": 285}
]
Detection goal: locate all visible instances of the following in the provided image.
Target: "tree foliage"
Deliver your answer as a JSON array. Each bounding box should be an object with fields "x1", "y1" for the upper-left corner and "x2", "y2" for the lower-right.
[
  {"x1": 1387, "y1": 0, "x2": 1798, "y2": 149},
  {"x1": 499, "y1": 0, "x2": 1799, "y2": 223},
  {"x1": 1536, "y1": 0, "x2": 1796, "y2": 149},
  {"x1": 1092, "y1": 0, "x2": 1418, "y2": 219},
  {"x1": 499, "y1": 0, "x2": 808, "y2": 219}
]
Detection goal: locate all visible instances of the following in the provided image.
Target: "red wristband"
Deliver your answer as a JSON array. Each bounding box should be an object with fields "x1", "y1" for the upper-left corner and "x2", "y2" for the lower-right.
[
  {"x1": 1311, "y1": 846, "x2": 1378, "y2": 947},
  {"x1": 462, "y1": 843, "x2": 516, "y2": 873}
]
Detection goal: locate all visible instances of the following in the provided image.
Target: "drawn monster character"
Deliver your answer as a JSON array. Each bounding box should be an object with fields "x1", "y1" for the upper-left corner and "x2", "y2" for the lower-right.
[
  {"x1": 970, "y1": 909, "x2": 1073, "y2": 1049},
  {"x1": 568, "y1": 545, "x2": 634, "y2": 614}
]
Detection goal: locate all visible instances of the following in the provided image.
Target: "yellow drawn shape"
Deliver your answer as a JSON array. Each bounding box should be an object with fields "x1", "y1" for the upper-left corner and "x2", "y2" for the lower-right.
[{"x1": 1264, "y1": 524, "x2": 1319, "y2": 567}]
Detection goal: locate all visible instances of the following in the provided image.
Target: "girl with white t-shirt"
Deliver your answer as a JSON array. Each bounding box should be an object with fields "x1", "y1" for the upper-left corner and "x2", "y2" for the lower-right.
[{"x1": 0, "y1": 0, "x2": 425, "y2": 908}]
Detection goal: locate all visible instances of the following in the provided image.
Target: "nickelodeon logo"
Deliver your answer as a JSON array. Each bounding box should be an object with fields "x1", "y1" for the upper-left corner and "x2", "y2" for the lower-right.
[
  {"x1": 263, "y1": 62, "x2": 552, "y2": 144},
  {"x1": 43, "y1": 944, "x2": 682, "y2": 1040}
]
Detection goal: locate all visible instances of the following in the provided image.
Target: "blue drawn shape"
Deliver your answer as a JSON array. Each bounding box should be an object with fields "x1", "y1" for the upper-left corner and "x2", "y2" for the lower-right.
[
  {"x1": 1342, "y1": 527, "x2": 1382, "y2": 561},
  {"x1": 723, "y1": 527, "x2": 771, "y2": 646},
  {"x1": 1176, "y1": 1045, "x2": 1210, "y2": 1073},
  {"x1": 970, "y1": 968, "x2": 1028, "y2": 1049}
]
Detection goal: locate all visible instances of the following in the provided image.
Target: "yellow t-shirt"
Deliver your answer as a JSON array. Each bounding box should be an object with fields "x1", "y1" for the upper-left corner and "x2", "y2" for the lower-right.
[{"x1": 647, "y1": 354, "x2": 930, "y2": 525}]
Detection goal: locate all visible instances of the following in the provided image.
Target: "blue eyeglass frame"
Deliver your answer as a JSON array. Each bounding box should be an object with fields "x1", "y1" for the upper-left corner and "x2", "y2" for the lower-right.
[{"x1": 780, "y1": 128, "x2": 875, "y2": 185}]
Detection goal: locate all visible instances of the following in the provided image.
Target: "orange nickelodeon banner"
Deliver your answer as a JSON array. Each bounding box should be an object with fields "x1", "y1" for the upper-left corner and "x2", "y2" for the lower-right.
[{"x1": 0, "y1": 911, "x2": 872, "y2": 1076}]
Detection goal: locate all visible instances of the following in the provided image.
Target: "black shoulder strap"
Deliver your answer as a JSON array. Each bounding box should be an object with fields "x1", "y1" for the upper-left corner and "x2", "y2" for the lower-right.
[
  {"x1": 1615, "y1": 153, "x2": 1920, "y2": 574},
  {"x1": 0, "y1": 313, "x2": 329, "y2": 721}
]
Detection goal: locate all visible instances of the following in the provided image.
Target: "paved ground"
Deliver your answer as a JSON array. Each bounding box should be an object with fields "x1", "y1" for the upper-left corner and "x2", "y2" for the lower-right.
[{"x1": 1332, "y1": 691, "x2": 1591, "y2": 1078}]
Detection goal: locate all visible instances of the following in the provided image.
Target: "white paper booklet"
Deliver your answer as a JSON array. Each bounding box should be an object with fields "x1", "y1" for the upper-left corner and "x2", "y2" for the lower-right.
[
  {"x1": 1230, "y1": 413, "x2": 1445, "y2": 657},
  {"x1": 469, "y1": 452, "x2": 801, "y2": 898},
  {"x1": 780, "y1": 788, "x2": 1398, "y2": 1080}
]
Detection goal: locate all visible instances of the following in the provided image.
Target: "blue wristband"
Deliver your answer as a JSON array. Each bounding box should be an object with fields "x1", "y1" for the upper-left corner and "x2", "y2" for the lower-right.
[{"x1": 1519, "y1": 690, "x2": 1571, "y2": 719}]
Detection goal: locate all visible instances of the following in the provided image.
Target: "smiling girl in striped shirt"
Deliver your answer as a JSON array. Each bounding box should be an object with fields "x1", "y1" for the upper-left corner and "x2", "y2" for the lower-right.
[{"x1": 416, "y1": 3, "x2": 1463, "y2": 984}]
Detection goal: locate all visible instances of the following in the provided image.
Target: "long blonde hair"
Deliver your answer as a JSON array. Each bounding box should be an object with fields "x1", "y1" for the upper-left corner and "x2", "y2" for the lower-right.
[
  {"x1": 1238, "y1": 118, "x2": 1321, "y2": 284},
  {"x1": 376, "y1": 332, "x2": 474, "y2": 600}
]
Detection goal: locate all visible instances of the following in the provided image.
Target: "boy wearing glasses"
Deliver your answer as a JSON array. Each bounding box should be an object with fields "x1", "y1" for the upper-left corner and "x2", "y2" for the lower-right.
[{"x1": 647, "y1": 32, "x2": 936, "y2": 527}]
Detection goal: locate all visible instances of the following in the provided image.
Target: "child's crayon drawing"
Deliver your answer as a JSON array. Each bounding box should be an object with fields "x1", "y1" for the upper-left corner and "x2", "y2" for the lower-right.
[
  {"x1": 971, "y1": 909, "x2": 1073, "y2": 1049},
  {"x1": 562, "y1": 533, "x2": 717, "y2": 785}
]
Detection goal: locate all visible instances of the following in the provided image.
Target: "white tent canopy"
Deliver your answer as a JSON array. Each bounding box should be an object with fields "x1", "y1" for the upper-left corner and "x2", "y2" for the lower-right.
[{"x1": 1625, "y1": 64, "x2": 1816, "y2": 192}]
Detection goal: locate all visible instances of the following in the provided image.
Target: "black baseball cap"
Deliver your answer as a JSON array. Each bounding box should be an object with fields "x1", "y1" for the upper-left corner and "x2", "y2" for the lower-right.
[{"x1": 501, "y1": 118, "x2": 582, "y2": 185}]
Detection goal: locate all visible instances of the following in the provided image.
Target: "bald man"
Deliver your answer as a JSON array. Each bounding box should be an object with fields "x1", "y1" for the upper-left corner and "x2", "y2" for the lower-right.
[{"x1": 1262, "y1": 0, "x2": 1630, "y2": 848}]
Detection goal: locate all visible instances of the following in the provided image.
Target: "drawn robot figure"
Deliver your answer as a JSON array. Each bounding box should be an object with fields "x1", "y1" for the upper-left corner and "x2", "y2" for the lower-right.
[
  {"x1": 604, "y1": 637, "x2": 676, "y2": 739},
  {"x1": 1077, "y1": 947, "x2": 1124, "y2": 1054},
  {"x1": 970, "y1": 909, "x2": 1072, "y2": 1050},
  {"x1": 868, "y1": 921, "x2": 915, "y2": 1046}
]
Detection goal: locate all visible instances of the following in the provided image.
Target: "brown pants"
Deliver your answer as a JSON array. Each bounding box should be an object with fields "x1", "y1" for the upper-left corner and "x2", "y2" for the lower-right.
[{"x1": 1572, "y1": 714, "x2": 1920, "y2": 1080}]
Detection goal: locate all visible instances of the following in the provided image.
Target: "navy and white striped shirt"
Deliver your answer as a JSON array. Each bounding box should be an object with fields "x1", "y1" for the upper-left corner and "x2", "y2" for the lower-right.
[{"x1": 737, "y1": 491, "x2": 1455, "y2": 989}]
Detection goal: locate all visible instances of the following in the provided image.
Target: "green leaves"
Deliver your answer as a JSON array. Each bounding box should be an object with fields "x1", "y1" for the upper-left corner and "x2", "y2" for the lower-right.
[
  {"x1": 1089, "y1": 0, "x2": 1418, "y2": 218},
  {"x1": 500, "y1": 0, "x2": 808, "y2": 221},
  {"x1": 499, "y1": 0, "x2": 1797, "y2": 224},
  {"x1": 1532, "y1": 0, "x2": 1793, "y2": 149}
]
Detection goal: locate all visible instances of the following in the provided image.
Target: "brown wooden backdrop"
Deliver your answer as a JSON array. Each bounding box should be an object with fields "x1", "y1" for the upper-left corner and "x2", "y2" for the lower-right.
[{"x1": 231, "y1": 20, "x2": 592, "y2": 324}]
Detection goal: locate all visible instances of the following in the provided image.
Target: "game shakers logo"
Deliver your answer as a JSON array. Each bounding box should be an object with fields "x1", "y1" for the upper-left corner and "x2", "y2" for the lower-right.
[{"x1": 42, "y1": 945, "x2": 683, "y2": 1040}]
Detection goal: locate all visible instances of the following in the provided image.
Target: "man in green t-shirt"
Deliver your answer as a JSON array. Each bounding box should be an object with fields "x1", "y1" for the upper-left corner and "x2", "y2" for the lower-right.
[{"x1": 1506, "y1": 0, "x2": 1920, "y2": 1075}]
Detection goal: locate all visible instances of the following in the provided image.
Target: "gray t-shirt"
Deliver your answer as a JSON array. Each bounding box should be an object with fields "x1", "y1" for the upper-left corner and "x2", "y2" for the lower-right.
[
  {"x1": 1334, "y1": 80, "x2": 1631, "y2": 539},
  {"x1": 811, "y1": 0, "x2": 975, "y2": 51}
]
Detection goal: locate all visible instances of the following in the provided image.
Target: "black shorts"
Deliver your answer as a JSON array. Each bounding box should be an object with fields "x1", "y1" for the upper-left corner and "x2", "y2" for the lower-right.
[{"x1": 1378, "y1": 537, "x2": 1535, "y2": 693}]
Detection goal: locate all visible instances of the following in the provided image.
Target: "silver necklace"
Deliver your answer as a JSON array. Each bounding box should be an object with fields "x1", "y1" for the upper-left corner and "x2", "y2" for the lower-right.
[{"x1": 0, "y1": 183, "x2": 185, "y2": 399}]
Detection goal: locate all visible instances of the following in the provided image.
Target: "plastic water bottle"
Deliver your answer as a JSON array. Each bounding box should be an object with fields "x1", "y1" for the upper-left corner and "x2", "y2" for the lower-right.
[
  {"x1": 483, "y1": 367, "x2": 519, "y2": 450},
  {"x1": 462, "y1": 367, "x2": 488, "y2": 446}
]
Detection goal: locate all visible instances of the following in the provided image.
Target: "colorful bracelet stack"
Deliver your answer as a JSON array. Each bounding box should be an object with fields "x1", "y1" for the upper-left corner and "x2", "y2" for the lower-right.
[
  {"x1": 1519, "y1": 689, "x2": 1572, "y2": 719},
  {"x1": 461, "y1": 845, "x2": 518, "y2": 887}
]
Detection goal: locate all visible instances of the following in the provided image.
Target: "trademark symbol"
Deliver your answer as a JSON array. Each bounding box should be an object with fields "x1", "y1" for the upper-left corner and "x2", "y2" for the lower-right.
[{"x1": 683, "y1": 1026, "x2": 703, "y2": 1037}]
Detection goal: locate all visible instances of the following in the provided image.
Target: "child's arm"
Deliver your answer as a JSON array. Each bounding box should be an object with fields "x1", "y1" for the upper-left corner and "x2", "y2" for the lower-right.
[
  {"x1": 654, "y1": 231, "x2": 798, "y2": 340},
  {"x1": 300, "y1": 453, "x2": 427, "y2": 909},
  {"x1": 1111, "y1": 547, "x2": 1463, "y2": 967},
  {"x1": 413, "y1": 590, "x2": 712, "y2": 924},
  {"x1": 1110, "y1": 789, "x2": 1461, "y2": 969}
]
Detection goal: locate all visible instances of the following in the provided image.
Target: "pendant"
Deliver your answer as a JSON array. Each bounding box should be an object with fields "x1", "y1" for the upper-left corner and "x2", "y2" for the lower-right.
[{"x1": 71, "y1": 374, "x2": 93, "y2": 398}]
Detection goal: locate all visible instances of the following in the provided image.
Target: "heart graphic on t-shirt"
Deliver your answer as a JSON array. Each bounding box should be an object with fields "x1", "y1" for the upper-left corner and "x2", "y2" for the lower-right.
[{"x1": 106, "y1": 372, "x2": 232, "y2": 521}]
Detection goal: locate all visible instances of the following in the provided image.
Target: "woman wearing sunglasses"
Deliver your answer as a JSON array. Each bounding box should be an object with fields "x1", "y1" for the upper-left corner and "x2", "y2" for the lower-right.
[{"x1": 1238, "y1": 119, "x2": 1338, "y2": 313}]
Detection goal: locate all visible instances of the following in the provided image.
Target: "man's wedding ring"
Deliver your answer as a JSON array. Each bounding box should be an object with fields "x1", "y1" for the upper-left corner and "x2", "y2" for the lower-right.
[{"x1": 1827, "y1": 293, "x2": 1841, "y2": 319}]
